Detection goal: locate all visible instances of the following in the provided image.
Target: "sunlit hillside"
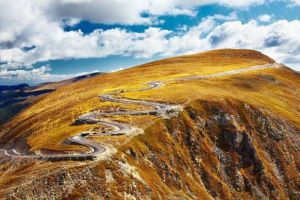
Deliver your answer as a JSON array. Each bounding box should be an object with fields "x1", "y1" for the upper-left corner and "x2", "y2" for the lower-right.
[
  {"x1": 0, "y1": 49, "x2": 276, "y2": 150},
  {"x1": 0, "y1": 49, "x2": 299, "y2": 199}
]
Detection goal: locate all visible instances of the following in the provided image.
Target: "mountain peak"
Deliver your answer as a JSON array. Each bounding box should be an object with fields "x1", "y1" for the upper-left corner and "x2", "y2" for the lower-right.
[{"x1": 0, "y1": 49, "x2": 299, "y2": 200}]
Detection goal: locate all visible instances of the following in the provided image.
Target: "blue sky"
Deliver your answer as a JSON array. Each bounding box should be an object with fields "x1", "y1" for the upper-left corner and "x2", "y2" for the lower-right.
[{"x1": 0, "y1": 0, "x2": 300, "y2": 85}]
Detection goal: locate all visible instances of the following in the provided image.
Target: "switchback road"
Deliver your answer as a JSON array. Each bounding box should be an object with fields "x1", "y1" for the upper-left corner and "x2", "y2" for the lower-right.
[{"x1": 0, "y1": 63, "x2": 282, "y2": 161}]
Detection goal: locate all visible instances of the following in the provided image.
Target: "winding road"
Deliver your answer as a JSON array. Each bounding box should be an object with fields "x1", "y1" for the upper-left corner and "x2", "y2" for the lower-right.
[{"x1": 0, "y1": 63, "x2": 282, "y2": 161}]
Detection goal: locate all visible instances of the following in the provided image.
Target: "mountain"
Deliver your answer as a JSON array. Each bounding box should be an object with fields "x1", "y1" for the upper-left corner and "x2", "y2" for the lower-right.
[
  {"x1": 0, "y1": 49, "x2": 299, "y2": 199},
  {"x1": 0, "y1": 72, "x2": 103, "y2": 126},
  {"x1": 0, "y1": 83, "x2": 29, "y2": 92},
  {"x1": 0, "y1": 83, "x2": 54, "y2": 126}
]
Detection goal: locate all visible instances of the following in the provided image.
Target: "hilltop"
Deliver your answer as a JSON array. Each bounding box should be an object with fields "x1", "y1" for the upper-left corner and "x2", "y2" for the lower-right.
[{"x1": 0, "y1": 49, "x2": 299, "y2": 199}]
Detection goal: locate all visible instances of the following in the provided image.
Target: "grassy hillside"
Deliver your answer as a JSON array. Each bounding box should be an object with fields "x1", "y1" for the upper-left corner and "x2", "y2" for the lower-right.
[
  {"x1": 0, "y1": 73, "x2": 104, "y2": 128},
  {"x1": 1, "y1": 49, "x2": 295, "y2": 152},
  {"x1": 0, "y1": 49, "x2": 300, "y2": 199}
]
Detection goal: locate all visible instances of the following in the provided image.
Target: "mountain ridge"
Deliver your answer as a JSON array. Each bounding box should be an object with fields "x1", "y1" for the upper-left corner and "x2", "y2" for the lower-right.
[
  {"x1": 0, "y1": 49, "x2": 299, "y2": 199},
  {"x1": 0, "y1": 72, "x2": 104, "y2": 126}
]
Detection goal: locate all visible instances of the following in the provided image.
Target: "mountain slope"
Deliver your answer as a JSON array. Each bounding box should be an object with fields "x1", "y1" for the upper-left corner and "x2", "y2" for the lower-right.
[
  {"x1": 0, "y1": 72, "x2": 103, "y2": 127},
  {"x1": 0, "y1": 49, "x2": 299, "y2": 199}
]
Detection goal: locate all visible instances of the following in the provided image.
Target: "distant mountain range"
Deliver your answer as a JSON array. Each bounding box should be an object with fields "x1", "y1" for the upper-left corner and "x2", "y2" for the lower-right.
[
  {"x1": 0, "y1": 72, "x2": 103, "y2": 125},
  {"x1": 0, "y1": 83, "x2": 29, "y2": 92}
]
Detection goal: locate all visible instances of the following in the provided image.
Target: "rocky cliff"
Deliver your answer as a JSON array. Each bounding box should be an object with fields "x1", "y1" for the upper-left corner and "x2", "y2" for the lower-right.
[{"x1": 1, "y1": 98, "x2": 299, "y2": 199}]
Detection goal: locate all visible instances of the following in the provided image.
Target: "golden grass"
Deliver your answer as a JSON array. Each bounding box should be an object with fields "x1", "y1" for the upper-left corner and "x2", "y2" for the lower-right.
[{"x1": 2, "y1": 48, "x2": 299, "y2": 153}]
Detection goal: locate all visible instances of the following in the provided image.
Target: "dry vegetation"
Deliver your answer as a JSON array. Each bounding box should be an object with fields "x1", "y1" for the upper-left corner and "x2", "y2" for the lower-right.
[
  {"x1": 0, "y1": 49, "x2": 299, "y2": 199},
  {"x1": 0, "y1": 49, "x2": 277, "y2": 151}
]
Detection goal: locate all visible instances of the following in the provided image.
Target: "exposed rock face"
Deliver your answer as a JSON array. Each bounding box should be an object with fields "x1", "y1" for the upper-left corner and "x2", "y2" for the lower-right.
[{"x1": 1, "y1": 99, "x2": 299, "y2": 199}]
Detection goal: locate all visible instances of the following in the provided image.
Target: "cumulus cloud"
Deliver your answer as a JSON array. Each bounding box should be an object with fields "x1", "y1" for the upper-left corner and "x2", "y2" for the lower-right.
[
  {"x1": 291, "y1": 0, "x2": 300, "y2": 5},
  {"x1": 258, "y1": 14, "x2": 272, "y2": 22},
  {"x1": 0, "y1": 65, "x2": 97, "y2": 82},
  {"x1": 216, "y1": 20, "x2": 299, "y2": 66},
  {"x1": 0, "y1": 66, "x2": 50, "y2": 80},
  {"x1": 162, "y1": 18, "x2": 300, "y2": 69},
  {"x1": 0, "y1": 1, "x2": 256, "y2": 66},
  {"x1": 1, "y1": 0, "x2": 300, "y2": 82},
  {"x1": 49, "y1": 0, "x2": 266, "y2": 24},
  {"x1": 2, "y1": 17, "x2": 300, "y2": 80}
]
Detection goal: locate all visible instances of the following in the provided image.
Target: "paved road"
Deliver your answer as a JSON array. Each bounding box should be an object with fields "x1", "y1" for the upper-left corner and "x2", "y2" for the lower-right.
[
  {"x1": 98, "y1": 94, "x2": 182, "y2": 118},
  {"x1": 175, "y1": 63, "x2": 281, "y2": 81},
  {"x1": 0, "y1": 63, "x2": 281, "y2": 161},
  {"x1": 0, "y1": 81, "x2": 167, "y2": 161}
]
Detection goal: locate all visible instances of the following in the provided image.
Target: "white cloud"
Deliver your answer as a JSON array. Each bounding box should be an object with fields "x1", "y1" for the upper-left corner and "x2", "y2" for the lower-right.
[
  {"x1": 159, "y1": 18, "x2": 300, "y2": 70},
  {"x1": 219, "y1": 0, "x2": 265, "y2": 7},
  {"x1": 291, "y1": 0, "x2": 300, "y2": 5},
  {"x1": 0, "y1": 0, "x2": 248, "y2": 70},
  {"x1": 2, "y1": 15, "x2": 300, "y2": 80},
  {"x1": 111, "y1": 68, "x2": 124, "y2": 72},
  {"x1": 204, "y1": 20, "x2": 300, "y2": 68},
  {"x1": 1, "y1": 0, "x2": 300, "y2": 82},
  {"x1": 0, "y1": 65, "x2": 97, "y2": 82},
  {"x1": 56, "y1": 0, "x2": 264, "y2": 23},
  {"x1": 258, "y1": 14, "x2": 272, "y2": 22}
]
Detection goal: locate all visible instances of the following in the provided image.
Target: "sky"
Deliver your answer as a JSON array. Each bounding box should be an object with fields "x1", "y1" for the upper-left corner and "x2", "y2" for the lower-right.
[{"x1": 0, "y1": 0, "x2": 300, "y2": 85}]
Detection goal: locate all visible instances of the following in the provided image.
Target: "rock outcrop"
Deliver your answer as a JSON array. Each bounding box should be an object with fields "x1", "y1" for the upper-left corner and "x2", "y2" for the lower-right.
[{"x1": 1, "y1": 99, "x2": 299, "y2": 199}]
